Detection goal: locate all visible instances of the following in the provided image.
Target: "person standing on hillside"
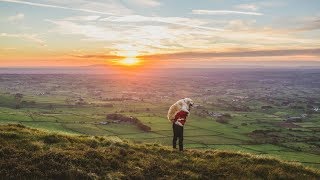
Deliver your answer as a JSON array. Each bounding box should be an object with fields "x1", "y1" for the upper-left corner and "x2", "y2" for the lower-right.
[{"x1": 167, "y1": 98, "x2": 194, "y2": 151}]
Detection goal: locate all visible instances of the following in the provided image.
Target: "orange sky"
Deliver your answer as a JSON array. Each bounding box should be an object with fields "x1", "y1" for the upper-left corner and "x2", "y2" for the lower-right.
[{"x1": 0, "y1": 0, "x2": 320, "y2": 68}]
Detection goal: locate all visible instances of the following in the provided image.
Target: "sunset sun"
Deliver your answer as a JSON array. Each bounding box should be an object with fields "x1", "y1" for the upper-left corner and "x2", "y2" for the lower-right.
[
  {"x1": 117, "y1": 48, "x2": 141, "y2": 66},
  {"x1": 120, "y1": 57, "x2": 140, "y2": 66}
]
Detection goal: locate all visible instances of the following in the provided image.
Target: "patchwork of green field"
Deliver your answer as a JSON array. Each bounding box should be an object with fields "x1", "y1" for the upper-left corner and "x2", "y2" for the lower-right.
[{"x1": 0, "y1": 71, "x2": 320, "y2": 168}]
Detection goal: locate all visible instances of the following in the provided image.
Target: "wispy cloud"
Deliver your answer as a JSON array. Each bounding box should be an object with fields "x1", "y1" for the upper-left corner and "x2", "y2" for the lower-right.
[
  {"x1": 0, "y1": 0, "x2": 120, "y2": 15},
  {"x1": 72, "y1": 54, "x2": 122, "y2": 59},
  {"x1": 0, "y1": 47, "x2": 17, "y2": 51},
  {"x1": 46, "y1": 19, "x2": 222, "y2": 55},
  {"x1": 272, "y1": 16, "x2": 320, "y2": 32},
  {"x1": 141, "y1": 48, "x2": 320, "y2": 60},
  {"x1": 128, "y1": 0, "x2": 161, "y2": 7},
  {"x1": 192, "y1": 10, "x2": 263, "y2": 16},
  {"x1": 0, "y1": 32, "x2": 46, "y2": 46},
  {"x1": 46, "y1": 15, "x2": 320, "y2": 57},
  {"x1": 295, "y1": 17, "x2": 320, "y2": 31},
  {"x1": 226, "y1": 19, "x2": 256, "y2": 31},
  {"x1": 7, "y1": 13, "x2": 24, "y2": 21},
  {"x1": 63, "y1": 15, "x2": 101, "y2": 21},
  {"x1": 46, "y1": 20, "x2": 121, "y2": 42},
  {"x1": 234, "y1": 4, "x2": 259, "y2": 11},
  {"x1": 101, "y1": 15, "x2": 224, "y2": 31}
]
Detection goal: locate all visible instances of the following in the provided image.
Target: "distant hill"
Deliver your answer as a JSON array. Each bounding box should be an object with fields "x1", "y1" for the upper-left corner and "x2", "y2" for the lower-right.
[{"x1": 0, "y1": 124, "x2": 319, "y2": 179}]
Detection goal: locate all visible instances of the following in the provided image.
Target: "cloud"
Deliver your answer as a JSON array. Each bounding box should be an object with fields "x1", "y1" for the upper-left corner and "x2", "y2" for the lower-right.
[
  {"x1": 141, "y1": 48, "x2": 320, "y2": 60},
  {"x1": 296, "y1": 17, "x2": 320, "y2": 31},
  {"x1": 226, "y1": 19, "x2": 256, "y2": 31},
  {"x1": 69, "y1": 48, "x2": 320, "y2": 66},
  {"x1": 47, "y1": 18, "x2": 221, "y2": 55},
  {"x1": 7, "y1": 13, "x2": 24, "y2": 21},
  {"x1": 47, "y1": 16, "x2": 320, "y2": 58},
  {"x1": 100, "y1": 15, "x2": 224, "y2": 31},
  {"x1": 63, "y1": 15, "x2": 100, "y2": 21},
  {"x1": 128, "y1": 0, "x2": 161, "y2": 7},
  {"x1": 0, "y1": 33, "x2": 46, "y2": 46},
  {"x1": 256, "y1": 1, "x2": 286, "y2": 8},
  {"x1": 0, "y1": 0, "x2": 129, "y2": 15},
  {"x1": 234, "y1": 4, "x2": 259, "y2": 11},
  {"x1": 0, "y1": 47, "x2": 17, "y2": 51},
  {"x1": 192, "y1": 10, "x2": 263, "y2": 16},
  {"x1": 273, "y1": 16, "x2": 320, "y2": 32},
  {"x1": 233, "y1": 2, "x2": 286, "y2": 12},
  {"x1": 46, "y1": 20, "x2": 121, "y2": 42},
  {"x1": 72, "y1": 54, "x2": 122, "y2": 59}
]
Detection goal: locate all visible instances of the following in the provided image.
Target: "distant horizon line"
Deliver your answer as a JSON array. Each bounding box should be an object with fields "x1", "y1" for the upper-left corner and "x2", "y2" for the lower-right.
[
  {"x1": 1, "y1": 61, "x2": 320, "y2": 69},
  {"x1": 1, "y1": 64, "x2": 320, "y2": 69}
]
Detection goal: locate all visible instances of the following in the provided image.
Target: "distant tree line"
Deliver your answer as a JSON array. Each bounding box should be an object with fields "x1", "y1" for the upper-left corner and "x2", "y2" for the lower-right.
[{"x1": 102, "y1": 98, "x2": 133, "y2": 101}]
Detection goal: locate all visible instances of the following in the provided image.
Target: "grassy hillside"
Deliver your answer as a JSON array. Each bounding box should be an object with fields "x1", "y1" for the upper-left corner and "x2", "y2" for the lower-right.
[{"x1": 0, "y1": 124, "x2": 319, "y2": 179}]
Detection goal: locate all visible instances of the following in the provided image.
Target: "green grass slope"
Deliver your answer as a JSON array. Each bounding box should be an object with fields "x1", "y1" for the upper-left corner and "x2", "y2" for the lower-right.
[{"x1": 0, "y1": 124, "x2": 319, "y2": 179}]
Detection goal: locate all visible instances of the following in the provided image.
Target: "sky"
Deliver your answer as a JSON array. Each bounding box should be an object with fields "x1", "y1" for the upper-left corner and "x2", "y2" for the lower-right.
[{"x1": 0, "y1": 0, "x2": 320, "y2": 68}]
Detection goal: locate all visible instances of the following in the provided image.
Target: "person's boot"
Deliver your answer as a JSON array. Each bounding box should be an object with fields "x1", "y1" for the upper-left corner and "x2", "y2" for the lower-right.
[
  {"x1": 173, "y1": 140, "x2": 177, "y2": 149},
  {"x1": 179, "y1": 138, "x2": 183, "y2": 151},
  {"x1": 179, "y1": 145, "x2": 183, "y2": 151}
]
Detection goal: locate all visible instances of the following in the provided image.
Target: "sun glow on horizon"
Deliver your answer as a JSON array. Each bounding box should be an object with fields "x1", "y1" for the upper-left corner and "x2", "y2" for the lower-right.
[
  {"x1": 120, "y1": 57, "x2": 140, "y2": 66},
  {"x1": 116, "y1": 47, "x2": 142, "y2": 66}
]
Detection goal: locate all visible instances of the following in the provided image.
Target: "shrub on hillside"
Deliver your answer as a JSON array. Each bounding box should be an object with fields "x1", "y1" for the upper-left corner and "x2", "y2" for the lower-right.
[
  {"x1": 106, "y1": 113, "x2": 151, "y2": 132},
  {"x1": 216, "y1": 117, "x2": 229, "y2": 124},
  {"x1": 216, "y1": 113, "x2": 232, "y2": 124},
  {"x1": 42, "y1": 134, "x2": 66, "y2": 144}
]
